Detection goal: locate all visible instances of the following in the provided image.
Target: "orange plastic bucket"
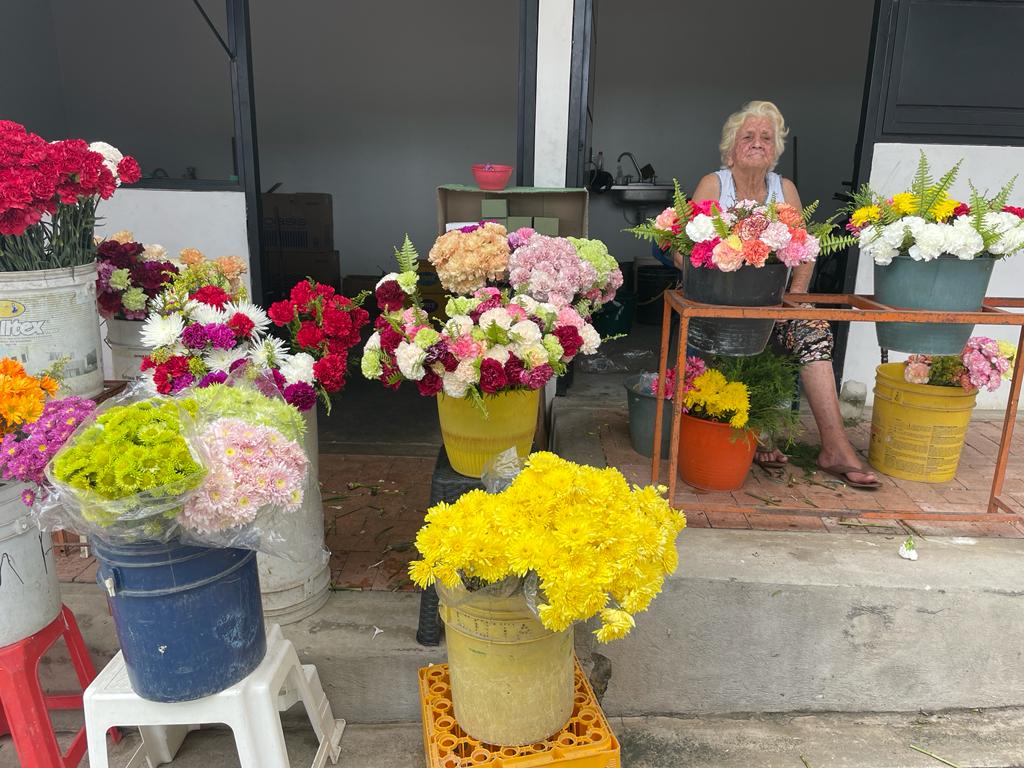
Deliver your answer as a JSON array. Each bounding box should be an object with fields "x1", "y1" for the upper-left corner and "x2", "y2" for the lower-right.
[{"x1": 678, "y1": 413, "x2": 756, "y2": 491}]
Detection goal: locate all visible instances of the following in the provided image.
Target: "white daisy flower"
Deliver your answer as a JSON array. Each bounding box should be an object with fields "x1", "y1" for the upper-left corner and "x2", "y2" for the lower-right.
[
  {"x1": 186, "y1": 300, "x2": 228, "y2": 326},
  {"x1": 140, "y1": 313, "x2": 184, "y2": 349},
  {"x1": 224, "y1": 300, "x2": 270, "y2": 335},
  {"x1": 204, "y1": 346, "x2": 250, "y2": 373},
  {"x1": 250, "y1": 336, "x2": 289, "y2": 369}
]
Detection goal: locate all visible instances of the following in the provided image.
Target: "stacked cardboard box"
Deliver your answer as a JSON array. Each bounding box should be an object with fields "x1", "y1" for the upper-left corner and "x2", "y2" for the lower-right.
[{"x1": 261, "y1": 192, "x2": 339, "y2": 301}]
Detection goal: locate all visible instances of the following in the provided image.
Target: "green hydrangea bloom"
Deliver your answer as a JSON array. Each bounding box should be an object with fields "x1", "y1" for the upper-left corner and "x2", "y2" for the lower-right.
[{"x1": 569, "y1": 237, "x2": 618, "y2": 281}]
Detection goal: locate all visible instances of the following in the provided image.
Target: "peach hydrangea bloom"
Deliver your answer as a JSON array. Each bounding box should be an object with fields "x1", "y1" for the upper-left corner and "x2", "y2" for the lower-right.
[
  {"x1": 179, "y1": 248, "x2": 205, "y2": 266},
  {"x1": 215, "y1": 255, "x2": 247, "y2": 281}
]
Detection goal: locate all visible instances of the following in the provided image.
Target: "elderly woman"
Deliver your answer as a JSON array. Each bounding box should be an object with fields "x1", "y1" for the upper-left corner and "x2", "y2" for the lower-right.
[{"x1": 677, "y1": 100, "x2": 879, "y2": 488}]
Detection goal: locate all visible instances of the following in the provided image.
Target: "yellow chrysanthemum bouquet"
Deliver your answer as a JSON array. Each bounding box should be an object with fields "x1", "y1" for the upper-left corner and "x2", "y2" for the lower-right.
[{"x1": 409, "y1": 452, "x2": 685, "y2": 642}]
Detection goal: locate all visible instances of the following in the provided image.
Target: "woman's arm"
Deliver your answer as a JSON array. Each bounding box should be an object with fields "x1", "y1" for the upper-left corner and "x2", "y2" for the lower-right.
[
  {"x1": 672, "y1": 174, "x2": 721, "y2": 269},
  {"x1": 781, "y1": 178, "x2": 813, "y2": 293}
]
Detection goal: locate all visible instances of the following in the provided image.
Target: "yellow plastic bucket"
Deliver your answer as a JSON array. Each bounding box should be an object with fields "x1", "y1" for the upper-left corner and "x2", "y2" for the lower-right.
[
  {"x1": 438, "y1": 591, "x2": 574, "y2": 746},
  {"x1": 868, "y1": 363, "x2": 977, "y2": 483},
  {"x1": 436, "y1": 389, "x2": 540, "y2": 478}
]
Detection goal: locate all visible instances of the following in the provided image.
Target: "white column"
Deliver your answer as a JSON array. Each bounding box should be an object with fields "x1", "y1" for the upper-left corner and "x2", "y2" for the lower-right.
[{"x1": 533, "y1": 0, "x2": 574, "y2": 187}]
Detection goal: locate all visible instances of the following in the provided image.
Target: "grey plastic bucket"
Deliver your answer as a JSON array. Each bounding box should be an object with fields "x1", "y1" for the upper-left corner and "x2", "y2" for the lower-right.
[
  {"x1": 625, "y1": 374, "x2": 672, "y2": 459},
  {"x1": 682, "y1": 261, "x2": 790, "y2": 356},
  {"x1": 874, "y1": 255, "x2": 995, "y2": 354}
]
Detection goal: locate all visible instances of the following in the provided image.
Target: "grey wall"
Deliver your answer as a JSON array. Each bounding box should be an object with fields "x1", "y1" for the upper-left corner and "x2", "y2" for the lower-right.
[
  {"x1": 4, "y1": 1, "x2": 66, "y2": 138},
  {"x1": 588, "y1": 0, "x2": 874, "y2": 264},
  {"x1": 250, "y1": 0, "x2": 519, "y2": 276},
  {"x1": 48, "y1": 0, "x2": 237, "y2": 182}
]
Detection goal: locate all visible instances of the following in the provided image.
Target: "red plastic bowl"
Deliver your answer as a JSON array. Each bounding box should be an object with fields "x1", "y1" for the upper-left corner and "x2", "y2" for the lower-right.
[{"x1": 472, "y1": 163, "x2": 514, "y2": 191}]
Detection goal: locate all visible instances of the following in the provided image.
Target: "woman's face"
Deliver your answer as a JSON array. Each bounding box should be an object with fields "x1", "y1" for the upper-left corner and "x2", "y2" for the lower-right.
[{"x1": 730, "y1": 116, "x2": 775, "y2": 171}]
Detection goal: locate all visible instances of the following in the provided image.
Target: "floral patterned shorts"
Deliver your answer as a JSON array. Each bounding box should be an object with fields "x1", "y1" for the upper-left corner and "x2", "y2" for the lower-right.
[{"x1": 771, "y1": 319, "x2": 833, "y2": 366}]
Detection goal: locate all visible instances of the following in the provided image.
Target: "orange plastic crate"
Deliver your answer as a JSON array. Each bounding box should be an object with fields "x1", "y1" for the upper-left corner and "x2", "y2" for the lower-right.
[{"x1": 418, "y1": 659, "x2": 621, "y2": 768}]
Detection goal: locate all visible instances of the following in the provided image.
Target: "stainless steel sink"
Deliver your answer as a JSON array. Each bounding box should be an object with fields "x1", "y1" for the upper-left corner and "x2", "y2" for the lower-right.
[{"x1": 610, "y1": 183, "x2": 675, "y2": 205}]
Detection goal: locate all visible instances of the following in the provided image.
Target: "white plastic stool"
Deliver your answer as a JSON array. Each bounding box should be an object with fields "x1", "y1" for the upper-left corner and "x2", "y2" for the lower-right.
[{"x1": 83, "y1": 624, "x2": 344, "y2": 767}]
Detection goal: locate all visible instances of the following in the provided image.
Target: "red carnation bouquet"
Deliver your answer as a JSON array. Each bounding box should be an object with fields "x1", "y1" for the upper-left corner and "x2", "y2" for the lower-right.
[
  {"x1": 268, "y1": 279, "x2": 370, "y2": 412},
  {"x1": 0, "y1": 120, "x2": 141, "y2": 271}
]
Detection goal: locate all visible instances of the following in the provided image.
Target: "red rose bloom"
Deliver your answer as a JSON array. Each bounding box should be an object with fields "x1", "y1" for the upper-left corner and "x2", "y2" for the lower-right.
[
  {"x1": 268, "y1": 300, "x2": 296, "y2": 325},
  {"x1": 479, "y1": 358, "x2": 508, "y2": 394},
  {"x1": 416, "y1": 369, "x2": 443, "y2": 396},
  {"x1": 375, "y1": 280, "x2": 405, "y2": 312},
  {"x1": 296, "y1": 320, "x2": 324, "y2": 349},
  {"x1": 553, "y1": 326, "x2": 583, "y2": 358},
  {"x1": 227, "y1": 312, "x2": 256, "y2": 339},
  {"x1": 190, "y1": 285, "x2": 230, "y2": 308}
]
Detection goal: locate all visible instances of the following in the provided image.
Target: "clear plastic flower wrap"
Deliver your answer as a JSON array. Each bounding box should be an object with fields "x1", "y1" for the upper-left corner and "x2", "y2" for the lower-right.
[
  {"x1": 35, "y1": 383, "x2": 209, "y2": 545},
  {"x1": 176, "y1": 367, "x2": 327, "y2": 564}
]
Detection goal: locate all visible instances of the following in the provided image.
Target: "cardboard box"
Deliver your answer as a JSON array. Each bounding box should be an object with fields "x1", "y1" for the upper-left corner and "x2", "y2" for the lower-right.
[
  {"x1": 262, "y1": 193, "x2": 334, "y2": 251},
  {"x1": 436, "y1": 185, "x2": 588, "y2": 237},
  {"x1": 532, "y1": 216, "x2": 559, "y2": 236},
  {"x1": 265, "y1": 249, "x2": 341, "y2": 301},
  {"x1": 480, "y1": 199, "x2": 508, "y2": 218},
  {"x1": 481, "y1": 217, "x2": 507, "y2": 228},
  {"x1": 507, "y1": 216, "x2": 533, "y2": 231}
]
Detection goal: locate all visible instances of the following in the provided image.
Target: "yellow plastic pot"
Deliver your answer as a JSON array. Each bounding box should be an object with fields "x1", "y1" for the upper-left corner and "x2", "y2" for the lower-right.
[
  {"x1": 436, "y1": 389, "x2": 540, "y2": 478},
  {"x1": 869, "y1": 363, "x2": 977, "y2": 483},
  {"x1": 438, "y1": 591, "x2": 574, "y2": 746}
]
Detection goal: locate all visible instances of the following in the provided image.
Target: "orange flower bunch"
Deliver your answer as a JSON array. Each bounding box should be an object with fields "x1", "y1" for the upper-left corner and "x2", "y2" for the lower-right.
[{"x1": 0, "y1": 359, "x2": 57, "y2": 435}]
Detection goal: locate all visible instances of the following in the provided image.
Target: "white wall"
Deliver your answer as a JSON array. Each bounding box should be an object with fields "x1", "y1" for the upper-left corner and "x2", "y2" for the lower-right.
[
  {"x1": 251, "y1": 0, "x2": 519, "y2": 277},
  {"x1": 844, "y1": 143, "x2": 1024, "y2": 409},
  {"x1": 4, "y1": 1, "x2": 66, "y2": 138},
  {"x1": 533, "y1": 0, "x2": 574, "y2": 187},
  {"x1": 588, "y1": 0, "x2": 874, "y2": 263}
]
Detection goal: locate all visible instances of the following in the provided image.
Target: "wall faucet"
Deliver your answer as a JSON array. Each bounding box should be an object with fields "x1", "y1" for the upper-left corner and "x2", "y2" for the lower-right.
[{"x1": 617, "y1": 152, "x2": 643, "y2": 183}]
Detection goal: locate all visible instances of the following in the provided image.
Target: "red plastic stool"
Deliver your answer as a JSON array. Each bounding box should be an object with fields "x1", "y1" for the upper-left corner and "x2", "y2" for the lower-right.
[{"x1": 0, "y1": 604, "x2": 120, "y2": 768}]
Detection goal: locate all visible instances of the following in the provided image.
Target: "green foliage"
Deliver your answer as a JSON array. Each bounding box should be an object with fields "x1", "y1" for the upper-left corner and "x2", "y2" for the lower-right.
[
  {"x1": 926, "y1": 355, "x2": 964, "y2": 387},
  {"x1": 672, "y1": 178, "x2": 689, "y2": 216},
  {"x1": 808, "y1": 210, "x2": 858, "y2": 256},
  {"x1": 800, "y1": 200, "x2": 819, "y2": 225},
  {"x1": 394, "y1": 234, "x2": 419, "y2": 274},
  {"x1": 710, "y1": 350, "x2": 800, "y2": 441},
  {"x1": 914, "y1": 153, "x2": 961, "y2": 222}
]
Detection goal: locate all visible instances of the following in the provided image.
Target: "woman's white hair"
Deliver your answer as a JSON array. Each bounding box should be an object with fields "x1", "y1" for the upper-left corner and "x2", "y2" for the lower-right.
[{"x1": 719, "y1": 100, "x2": 789, "y2": 169}]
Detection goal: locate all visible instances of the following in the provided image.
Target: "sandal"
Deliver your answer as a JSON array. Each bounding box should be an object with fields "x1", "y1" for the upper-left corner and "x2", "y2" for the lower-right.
[
  {"x1": 755, "y1": 445, "x2": 788, "y2": 470},
  {"x1": 817, "y1": 463, "x2": 882, "y2": 490}
]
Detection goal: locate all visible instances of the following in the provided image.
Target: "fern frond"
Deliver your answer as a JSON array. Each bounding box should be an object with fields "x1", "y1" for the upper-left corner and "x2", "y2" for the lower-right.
[
  {"x1": 672, "y1": 178, "x2": 690, "y2": 217},
  {"x1": 909, "y1": 151, "x2": 934, "y2": 214},
  {"x1": 992, "y1": 176, "x2": 1018, "y2": 211},
  {"x1": 918, "y1": 158, "x2": 962, "y2": 220},
  {"x1": 801, "y1": 200, "x2": 820, "y2": 224},
  {"x1": 467, "y1": 388, "x2": 488, "y2": 417},
  {"x1": 818, "y1": 233, "x2": 858, "y2": 257},
  {"x1": 574, "y1": 297, "x2": 592, "y2": 317},
  {"x1": 394, "y1": 234, "x2": 419, "y2": 273},
  {"x1": 711, "y1": 211, "x2": 731, "y2": 239},
  {"x1": 969, "y1": 182, "x2": 988, "y2": 231}
]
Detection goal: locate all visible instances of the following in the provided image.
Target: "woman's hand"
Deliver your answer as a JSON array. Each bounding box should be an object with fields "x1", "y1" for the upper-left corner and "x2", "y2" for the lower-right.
[{"x1": 671, "y1": 249, "x2": 685, "y2": 270}]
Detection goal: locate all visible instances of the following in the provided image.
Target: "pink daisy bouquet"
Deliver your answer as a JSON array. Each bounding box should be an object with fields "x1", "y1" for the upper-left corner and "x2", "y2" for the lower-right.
[
  {"x1": 176, "y1": 373, "x2": 319, "y2": 559},
  {"x1": 361, "y1": 237, "x2": 601, "y2": 402},
  {"x1": 904, "y1": 337, "x2": 1017, "y2": 392},
  {"x1": 629, "y1": 179, "x2": 853, "y2": 271}
]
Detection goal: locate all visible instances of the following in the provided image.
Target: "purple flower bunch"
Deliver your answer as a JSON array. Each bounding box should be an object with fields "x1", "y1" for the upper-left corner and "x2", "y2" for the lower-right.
[
  {"x1": 0, "y1": 396, "x2": 96, "y2": 505},
  {"x1": 181, "y1": 322, "x2": 237, "y2": 351}
]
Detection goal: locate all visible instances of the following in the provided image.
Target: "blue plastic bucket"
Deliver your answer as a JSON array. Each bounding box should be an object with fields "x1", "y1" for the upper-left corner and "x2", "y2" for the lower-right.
[{"x1": 92, "y1": 539, "x2": 266, "y2": 702}]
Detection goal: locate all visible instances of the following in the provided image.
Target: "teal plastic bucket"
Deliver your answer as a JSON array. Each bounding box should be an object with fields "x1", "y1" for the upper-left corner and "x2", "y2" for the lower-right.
[
  {"x1": 874, "y1": 255, "x2": 995, "y2": 354},
  {"x1": 625, "y1": 374, "x2": 672, "y2": 459}
]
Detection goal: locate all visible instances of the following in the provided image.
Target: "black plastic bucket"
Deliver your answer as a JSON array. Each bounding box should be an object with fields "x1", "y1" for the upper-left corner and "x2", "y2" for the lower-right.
[
  {"x1": 636, "y1": 265, "x2": 679, "y2": 325},
  {"x1": 682, "y1": 261, "x2": 789, "y2": 356}
]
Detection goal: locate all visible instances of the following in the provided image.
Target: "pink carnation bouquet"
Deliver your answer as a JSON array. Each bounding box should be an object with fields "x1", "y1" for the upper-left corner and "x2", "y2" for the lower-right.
[
  {"x1": 650, "y1": 356, "x2": 706, "y2": 401},
  {"x1": 903, "y1": 337, "x2": 1017, "y2": 392}
]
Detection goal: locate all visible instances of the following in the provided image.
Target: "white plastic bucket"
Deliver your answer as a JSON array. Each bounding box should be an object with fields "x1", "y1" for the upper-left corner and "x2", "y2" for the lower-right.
[
  {"x1": 258, "y1": 409, "x2": 330, "y2": 624},
  {"x1": 0, "y1": 264, "x2": 104, "y2": 397},
  {"x1": 105, "y1": 317, "x2": 148, "y2": 380},
  {"x1": 0, "y1": 482, "x2": 61, "y2": 646}
]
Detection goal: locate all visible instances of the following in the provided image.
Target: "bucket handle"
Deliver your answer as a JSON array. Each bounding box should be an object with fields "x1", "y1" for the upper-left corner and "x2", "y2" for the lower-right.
[
  {"x1": 892, "y1": 390, "x2": 903, "y2": 404},
  {"x1": 98, "y1": 550, "x2": 256, "y2": 598},
  {"x1": 0, "y1": 512, "x2": 34, "y2": 545}
]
